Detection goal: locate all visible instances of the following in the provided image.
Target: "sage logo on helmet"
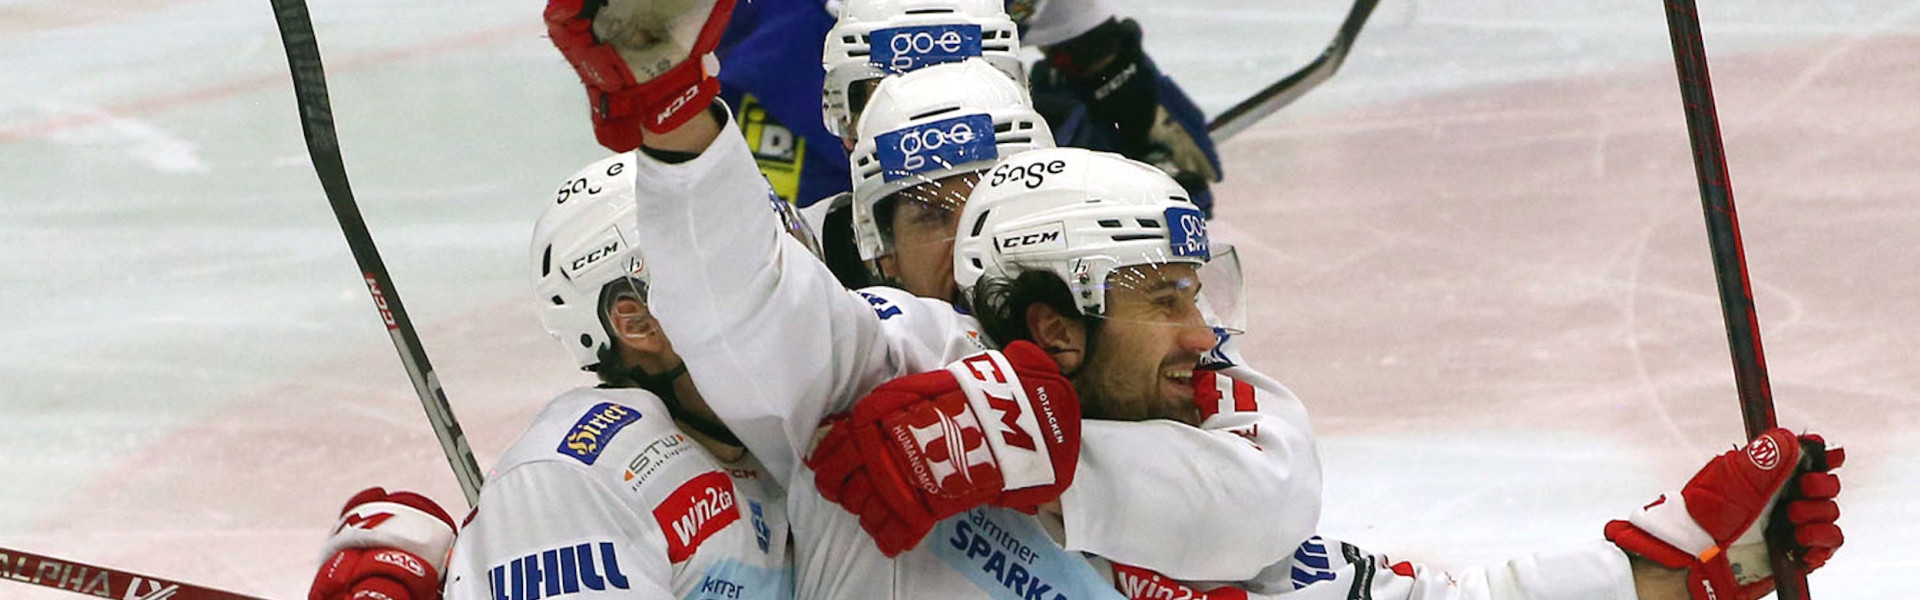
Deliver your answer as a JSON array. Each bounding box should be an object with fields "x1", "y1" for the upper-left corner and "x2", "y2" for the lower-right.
[
  {"x1": 875, "y1": 114, "x2": 997, "y2": 181},
  {"x1": 871, "y1": 24, "x2": 984, "y2": 72}
]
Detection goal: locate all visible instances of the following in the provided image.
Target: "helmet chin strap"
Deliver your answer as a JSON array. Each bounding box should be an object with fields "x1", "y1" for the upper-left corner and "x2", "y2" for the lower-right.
[{"x1": 594, "y1": 345, "x2": 744, "y2": 449}]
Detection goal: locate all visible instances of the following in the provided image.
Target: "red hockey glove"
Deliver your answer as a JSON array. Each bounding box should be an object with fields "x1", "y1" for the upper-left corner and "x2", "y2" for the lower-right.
[
  {"x1": 1606, "y1": 429, "x2": 1844, "y2": 600},
  {"x1": 545, "y1": 0, "x2": 737, "y2": 152},
  {"x1": 309, "y1": 487, "x2": 459, "y2": 600},
  {"x1": 806, "y1": 341, "x2": 1081, "y2": 556}
]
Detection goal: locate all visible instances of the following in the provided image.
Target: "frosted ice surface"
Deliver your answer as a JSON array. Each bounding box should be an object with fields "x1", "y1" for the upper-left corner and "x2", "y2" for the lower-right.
[{"x1": 1, "y1": 0, "x2": 1912, "y2": 597}]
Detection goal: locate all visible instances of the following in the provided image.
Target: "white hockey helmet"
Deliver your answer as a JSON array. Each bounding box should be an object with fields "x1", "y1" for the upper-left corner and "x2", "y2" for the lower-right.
[
  {"x1": 953, "y1": 147, "x2": 1243, "y2": 330},
  {"x1": 822, "y1": 0, "x2": 1025, "y2": 138},
  {"x1": 530, "y1": 154, "x2": 649, "y2": 370},
  {"x1": 531, "y1": 154, "x2": 824, "y2": 370},
  {"x1": 849, "y1": 58, "x2": 1053, "y2": 263}
]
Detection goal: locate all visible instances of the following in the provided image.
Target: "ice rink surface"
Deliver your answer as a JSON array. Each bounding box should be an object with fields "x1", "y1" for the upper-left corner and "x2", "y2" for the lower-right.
[{"x1": 3, "y1": 0, "x2": 1915, "y2": 597}]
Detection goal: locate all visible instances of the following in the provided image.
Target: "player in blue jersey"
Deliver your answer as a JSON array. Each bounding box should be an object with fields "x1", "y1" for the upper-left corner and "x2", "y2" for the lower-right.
[{"x1": 715, "y1": 0, "x2": 1222, "y2": 217}]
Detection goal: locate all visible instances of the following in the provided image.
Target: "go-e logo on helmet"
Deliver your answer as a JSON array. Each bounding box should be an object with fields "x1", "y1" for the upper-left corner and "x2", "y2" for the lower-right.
[
  {"x1": 871, "y1": 24, "x2": 983, "y2": 72},
  {"x1": 1165, "y1": 206, "x2": 1210, "y2": 260},
  {"x1": 876, "y1": 114, "x2": 997, "y2": 181},
  {"x1": 988, "y1": 158, "x2": 1066, "y2": 189}
]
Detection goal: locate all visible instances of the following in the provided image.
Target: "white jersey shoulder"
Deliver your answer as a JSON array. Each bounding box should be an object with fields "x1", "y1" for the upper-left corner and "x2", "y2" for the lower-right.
[{"x1": 443, "y1": 387, "x2": 791, "y2": 600}]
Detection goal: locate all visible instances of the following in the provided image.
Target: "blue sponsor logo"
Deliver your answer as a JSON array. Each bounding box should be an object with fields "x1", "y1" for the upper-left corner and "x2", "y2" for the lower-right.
[
  {"x1": 1164, "y1": 206, "x2": 1209, "y2": 260},
  {"x1": 857, "y1": 291, "x2": 903, "y2": 320},
  {"x1": 748, "y1": 500, "x2": 771, "y2": 553},
  {"x1": 875, "y1": 114, "x2": 997, "y2": 182},
  {"x1": 870, "y1": 24, "x2": 983, "y2": 73},
  {"x1": 556, "y1": 402, "x2": 641, "y2": 465},
  {"x1": 934, "y1": 509, "x2": 1124, "y2": 600},
  {"x1": 1289, "y1": 536, "x2": 1337, "y2": 589},
  {"x1": 488, "y1": 542, "x2": 631, "y2": 600}
]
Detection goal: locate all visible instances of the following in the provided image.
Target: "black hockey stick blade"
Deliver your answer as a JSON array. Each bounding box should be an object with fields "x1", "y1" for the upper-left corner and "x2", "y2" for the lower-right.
[
  {"x1": 267, "y1": 0, "x2": 485, "y2": 507},
  {"x1": 1206, "y1": 0, "x2": 1381, "y2": 142},
  {"x1": 1658, "y1": 0, "x2": 1809, "y2": 597},
  {"x1": 0, "y1": 545, "x2": 275, "y2": 600}
]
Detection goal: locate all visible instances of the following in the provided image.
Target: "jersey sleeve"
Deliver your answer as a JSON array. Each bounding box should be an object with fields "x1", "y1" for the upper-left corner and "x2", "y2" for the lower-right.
[
  {"x1": 1058, "y1": 367, "x2": 1323, "y2": 582},
  {"x1": 442, "y1": 463, "x2": 675, "y2": 600},
  {"x1": 1106, "y1": 537, "x2": 1636, "y2": 600},
  {"x1": 628, "y1": 109, "x2": 981, "y2": 486}
]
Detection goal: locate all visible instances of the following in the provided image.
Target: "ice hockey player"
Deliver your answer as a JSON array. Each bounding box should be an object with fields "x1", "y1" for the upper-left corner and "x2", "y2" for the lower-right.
[
  {"x1": 548, "y1": 0, "x2": 1324, "y2": 589},
  {"x1": 306, "y1": 161, "x2": 798, "y2": 600},
  {"x1": 708, "y1": 0, "x2": 1222, "y2": 215},
  {"x1": 904, "y1": 145, "x2": 1849, "y2": 600},
  {"x1": 809, "y1": 0, "x2": 1225, "y2": 289}
]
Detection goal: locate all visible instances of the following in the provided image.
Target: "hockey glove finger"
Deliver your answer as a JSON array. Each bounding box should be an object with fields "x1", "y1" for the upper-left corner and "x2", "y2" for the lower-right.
[
  {"x1": 1798, "y1": 470, "x2": 1841, "y2": 499},
  {"x1": 806, "y1": 419, "x2": 862, "y2": 504},
  {"x1": 1785, "y1": 495, "x2": 1840, "y2": 525}
]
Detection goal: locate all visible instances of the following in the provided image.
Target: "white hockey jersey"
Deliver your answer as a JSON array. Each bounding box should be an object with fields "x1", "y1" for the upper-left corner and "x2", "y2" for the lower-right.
[
  {"x1": 1091, "y1": 535, "x2": 1637, "y2": 600},
  {"x1": 442, "y1": 387, "x2": 793, "y2": 600},
  {"x1": 615, "y1": 111, "x2": 1321, "y2": 585}
]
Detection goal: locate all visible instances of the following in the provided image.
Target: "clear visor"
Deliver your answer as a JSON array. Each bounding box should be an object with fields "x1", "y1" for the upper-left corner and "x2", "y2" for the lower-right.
[
  {"x1": 1198, "y1": 243, "x2": 1246, "y2": 335},
  {"x1": 595, "y1": 228, "x2": 670, "y2": 355},
  {"x1": 847, "y1": 78, "x2": 883, "y2": 125},
  {"x1": 1094, "y1": 253, "x2": 1248, "y2": 335},
  {"x1": 878, "y1": 171, "x2": 975, "y2": 258}
]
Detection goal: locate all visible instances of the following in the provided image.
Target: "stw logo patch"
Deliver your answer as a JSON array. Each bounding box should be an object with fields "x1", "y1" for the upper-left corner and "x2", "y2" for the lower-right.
[{"x1": 651, "y1": 471, "x2": 740, "y2": 563}]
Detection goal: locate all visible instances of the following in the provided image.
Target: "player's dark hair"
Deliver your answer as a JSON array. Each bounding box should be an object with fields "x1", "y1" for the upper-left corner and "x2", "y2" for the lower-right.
[{"x1": 967, "y1": 270, "x2": 1102, "y2": 352}]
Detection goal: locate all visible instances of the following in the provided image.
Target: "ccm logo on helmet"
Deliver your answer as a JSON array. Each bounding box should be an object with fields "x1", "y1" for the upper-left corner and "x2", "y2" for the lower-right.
[
  {"x1": 569, "y1": 239, "x2": 623, "y2": 273},
  {"x1": 988, "y1": 159, "x2": 1066, "y2": 189},
  {"x1": 995, "y1": 223, "x2": 1066, "y2": 254}
]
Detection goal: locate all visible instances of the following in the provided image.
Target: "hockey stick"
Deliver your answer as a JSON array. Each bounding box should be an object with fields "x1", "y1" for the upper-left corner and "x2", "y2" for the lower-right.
[
  {"x1": 1205, "y1": 0, "x2": 1381, "y2": 142},
  {"x1": 1657, "y1": 1, "x2": 1813, "y2": 598},
  {"x1": 268, "y1": 0, "x2": 485, "y2": 507},
  {"x1": 0, "y1": 545, "x2": 274, "y2": 600}
]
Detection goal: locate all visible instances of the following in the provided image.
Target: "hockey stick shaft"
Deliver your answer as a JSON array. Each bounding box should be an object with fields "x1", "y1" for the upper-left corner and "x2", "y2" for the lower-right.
[
  {"x1": 0, "y1": 545, "x2": 273, "y2": 600},
  {"x1": 267, "y1": 0, "x2": 485, "y2": 507},
  {"x1": 1206, "y1": 0, "x2": 1381, "y2": 141},
  {"x1": 1657, "y1": 1, "x2": 1808, "y2": 597}
]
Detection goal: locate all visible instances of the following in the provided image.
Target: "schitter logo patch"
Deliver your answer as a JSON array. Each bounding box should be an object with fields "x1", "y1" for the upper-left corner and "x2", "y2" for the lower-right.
[{"x1": 556, "y1": 403, "x2": 641, "y2": 465}]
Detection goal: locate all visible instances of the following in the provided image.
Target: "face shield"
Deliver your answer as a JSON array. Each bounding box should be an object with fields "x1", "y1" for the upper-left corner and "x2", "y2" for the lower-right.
[
  {"x1": 1197, "y1": 243, "x2": 1246, "y2": 335},
  {"x1": 1084, "y1": 246, "x2": 1245, "y2": 336},
  {"x1": 876, "y1": 171, "x2": 977, "y2": 262}
]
